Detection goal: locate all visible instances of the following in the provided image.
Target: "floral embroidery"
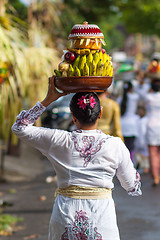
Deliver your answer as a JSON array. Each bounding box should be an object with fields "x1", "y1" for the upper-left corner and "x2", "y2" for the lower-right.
[
  {"x1": 128, "y1": 171, "x2": 142, "y2": 196},
  {"x1": 61, "y1": 227, "x2": 69, "y2": 240},
  {"x1": 61, "y1": 210, "x2": 103, "y2": 240},
  {"x1": 12, "y1": 101, "x2": 46, "y2": 131},
  {"x1": 72, "y1": 135, "x2": 106, "y2": 167}
]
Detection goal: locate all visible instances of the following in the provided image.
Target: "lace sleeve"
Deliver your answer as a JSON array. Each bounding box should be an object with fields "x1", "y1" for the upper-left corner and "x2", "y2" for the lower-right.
[
  {"x1": 12, "y1": 101, "x2": 46, "y2": 131},
  {"x1": 128, "y1": 172, "x2": 142, "y2": 196}
]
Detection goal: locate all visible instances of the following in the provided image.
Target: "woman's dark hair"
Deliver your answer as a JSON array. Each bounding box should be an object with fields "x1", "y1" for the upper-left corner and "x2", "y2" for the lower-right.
[
  {"x1": 151, "y1": 80, "x2": 160, "y2": 92},
  {"x1": 120, "y1": 81, "x2": 133, "y2": 116},
  {"x1": 70, "y1": 92, "x2": 101, "y2": 125}
]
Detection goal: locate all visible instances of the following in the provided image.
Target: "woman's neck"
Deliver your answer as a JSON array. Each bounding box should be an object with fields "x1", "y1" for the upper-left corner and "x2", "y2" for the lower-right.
[{"x1": 77, "y1": 122, "x2": 98, "y2": 130}]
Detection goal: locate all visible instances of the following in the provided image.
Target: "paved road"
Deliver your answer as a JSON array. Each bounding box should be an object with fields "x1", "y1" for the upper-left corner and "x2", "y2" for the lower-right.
[
  {"x1": 113, "y1": 173, "x2": 160, "y2": 240},
  {"x1": 1, "y1": 155, "x2": 160, "y2": 240}
]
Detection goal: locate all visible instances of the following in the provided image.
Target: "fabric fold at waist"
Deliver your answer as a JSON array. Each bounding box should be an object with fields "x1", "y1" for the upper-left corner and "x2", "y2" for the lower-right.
[{"x1": 54, "y1": 185, "x2": 112, "y2": 199}]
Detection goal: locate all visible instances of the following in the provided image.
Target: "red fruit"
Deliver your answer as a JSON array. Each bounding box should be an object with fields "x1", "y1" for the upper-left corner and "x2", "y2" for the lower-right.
[
  {"x1": 101, "y1": 48, "x2": 106, "y2": 54},
  {"x1": 64, "y1": 51, "x2": 76, "y2": 63},
  {"x1": 150, "y1": 66, "x2": 158, "y2": 73}
]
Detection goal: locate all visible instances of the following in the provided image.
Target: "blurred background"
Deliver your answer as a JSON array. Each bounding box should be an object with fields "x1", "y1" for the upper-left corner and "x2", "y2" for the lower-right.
[
  {"x1": 1, "y1": 0, "x2": 160, "y2": 158},
  {"x1": 0, "y1": 0, "x2": 160, "y2": 238}
]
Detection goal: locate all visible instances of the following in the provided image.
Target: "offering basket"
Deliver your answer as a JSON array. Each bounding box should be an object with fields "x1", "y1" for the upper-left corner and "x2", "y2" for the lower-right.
[{"x1": 54, "y1": 76, "x2": 113, "y2": 93}]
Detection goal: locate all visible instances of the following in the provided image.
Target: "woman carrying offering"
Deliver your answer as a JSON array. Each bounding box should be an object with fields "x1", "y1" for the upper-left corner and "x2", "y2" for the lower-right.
[{"x1": 12, "y1": 76, "x2": 142, "y2": 240}]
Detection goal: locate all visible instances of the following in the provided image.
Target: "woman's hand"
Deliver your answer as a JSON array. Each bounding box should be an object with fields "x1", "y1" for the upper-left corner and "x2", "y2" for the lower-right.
[{"x1": 41, "y1": 76, "x2": 67, "y2": 107}]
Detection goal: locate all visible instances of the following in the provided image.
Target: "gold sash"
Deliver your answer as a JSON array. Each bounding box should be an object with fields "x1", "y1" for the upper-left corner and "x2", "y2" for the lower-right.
[{"x1": 54, "y1": 185, "x2": 112, "y2": 199}]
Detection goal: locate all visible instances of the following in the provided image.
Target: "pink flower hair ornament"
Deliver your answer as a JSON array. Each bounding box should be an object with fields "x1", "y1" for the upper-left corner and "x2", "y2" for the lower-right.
[{"x1": 77, "y1": 96, "x2": 96, "y2": 110}]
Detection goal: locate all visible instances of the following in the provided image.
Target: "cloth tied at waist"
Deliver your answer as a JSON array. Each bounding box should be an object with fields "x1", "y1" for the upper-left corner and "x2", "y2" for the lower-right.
[{"x1": 54, "y1": 185, "x2": 112, "y2": 199}]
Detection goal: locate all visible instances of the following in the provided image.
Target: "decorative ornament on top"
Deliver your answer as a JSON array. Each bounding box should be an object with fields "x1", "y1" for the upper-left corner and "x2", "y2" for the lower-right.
[
  {"x1": 68, "y1": 21, "x2": 106, "y2": 50},
  {"x1": 54, "y1": 21, "x2": 113, "y2": 92},
  {"x1": 147, "y1": 57, "x2": 160, "y2": 80}
]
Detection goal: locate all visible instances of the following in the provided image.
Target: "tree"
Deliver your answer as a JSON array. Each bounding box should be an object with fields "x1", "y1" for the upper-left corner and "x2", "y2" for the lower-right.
[
  {"x1": 61, "y1": 0, "x2": 125, "y2": 51},
  {"x1": 116, "y1": 0, "x2": 160, "y2": 36},
  {"x1": 8, "y1": 0, "x2": 27, "y2": 20},
  {"x1": 0, "y1": 0, "x2": 60, "y2": 153}
]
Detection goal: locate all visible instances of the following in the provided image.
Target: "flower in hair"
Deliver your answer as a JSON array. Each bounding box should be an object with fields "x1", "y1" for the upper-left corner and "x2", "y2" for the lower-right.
[
  {"x1": 77, "y1": 96, "x2": 87, "y2": 110},
  {"x1": 77, "y1": 96, "x2": 96, "y2": 110},
  {"x1": 89, "y1": 96, "x2": 96, "y2": 108}
]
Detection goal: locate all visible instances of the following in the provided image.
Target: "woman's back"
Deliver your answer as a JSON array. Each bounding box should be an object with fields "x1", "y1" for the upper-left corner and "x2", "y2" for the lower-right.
[
  {"x1": 11, "y1": 84, "x2": 142, "y2": 240},
  {"x1": 145, "y1": 92, "x2": 160, "y2": 117},
  {"x1": 117, "y1": 92, "x2": 139, "y2": 137},
  {"x1": 18, "y1": 125, "x2": 134, "y2": 192},
  {"x1": 144, "y1": 92, "x2": 160, "y2": 145},
  {"x1": 123, "y1": 92, "x2": 139, "y2": 116}
]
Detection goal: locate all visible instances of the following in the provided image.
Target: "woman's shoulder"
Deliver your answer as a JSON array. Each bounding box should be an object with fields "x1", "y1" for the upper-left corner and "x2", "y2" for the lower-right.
[
  {"x1": 146, "y1": 91, "x2": 160, "y2": 100},
  {"x1": 71, "y1": 129, "x2": 113, "y2": 140},
  {"x1": 97, "y1": 133, "x2": 123, "y2": 145},
  {"x1": 48, "y1": 128, "x2": 72, "y2": 141},
  {"x1": 128, "y1": 92, "x2": 139, "y2": 99}
]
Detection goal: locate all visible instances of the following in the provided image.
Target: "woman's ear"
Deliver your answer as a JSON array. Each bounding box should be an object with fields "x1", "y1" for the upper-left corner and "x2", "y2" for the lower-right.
[
  {"x1": 98, "y1": 106, "x2": 103, "y2": 119},
  {"x1": 71, "y1": 112, "x2": 77, "y2": 123}
]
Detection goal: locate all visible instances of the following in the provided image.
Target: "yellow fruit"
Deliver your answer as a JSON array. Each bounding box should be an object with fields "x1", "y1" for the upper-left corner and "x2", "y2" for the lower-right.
[
  {"x1": 89, "y1": 62, "x2": 93, "y2": 76},
  {"x1": 79, "y1": 49, "x2": 90, "y2": 56},
  {"x1": 78, "y1": 55, "x2": 86, "y2": 75},
  {"x1": 109, "y1": 65, "x2": 113, "y2": 77},
  {"x1": 96, "y1": 59, "x2": 104, "y2": 76},
  {"x1": 92, "y1": 60, "x2": 97, "y2": 76},
  {"x1": 99, "y1": 51, "x2": 103, "y2": 61},
  {"x1": 93, "y1": 51, "x2": 99, "y2": 65},
  {"x1": 74, "y1": 66, "x2": 81, "y2": 76},
  {"x1": 86, "y1": 52, "x2": 93, "y2": 66},
  {"x1": 67, "y1": 64, "x2": 74, "y2": 77},
  {"x1": 91, "y1": 50, "x2": 97, "y2": 54},
  {"x1": 73, "y1": 55, "x2": 80, "y2": 69},
  {"x1": 58, "y1": 62, "x2": 69, "y2": 72},
  {"x1": 103, "y1": 53, "x2": 107, "y2": 64},
  {"x1": 102, "y1": 61, "x2": 108, "y2": 76},
  {"x1": 106, "y1": 54, "x2": 111, "y2": 62},
  {"x1": 83, "y1": 63, "x2": 89, "y2": 76},
  {"x1": 106, "y1": 62, "x2": 112, "y2": 76},
  {"x1": 62, "y1": 71, "x2": 68, "y2": 77}
]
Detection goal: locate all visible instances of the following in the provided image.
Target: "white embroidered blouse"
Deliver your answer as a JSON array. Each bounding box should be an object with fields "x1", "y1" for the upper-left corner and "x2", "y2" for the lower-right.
[{"x1": 11, "y1": 102, "x2": 142, "y2": 196}]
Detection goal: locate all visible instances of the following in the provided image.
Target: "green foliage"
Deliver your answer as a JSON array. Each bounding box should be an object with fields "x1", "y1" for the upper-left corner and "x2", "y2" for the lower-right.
[
  {"x1": 7, "y1": 0, "x2": 27, "y2": 20},
  {"x1": 64, "y1": 0, "x2": 116, "y2": 23},
  {"x1": 116, "y1": 0, "x2": 160, "y2": 36},
  {"x1": 62, "y1": 0, "x2": 125, "y2": 50},
  {"x1": 0, "y1": 214, "x2": 23, "y2": 232},
  {"x1": 63, "y1": 0, "x2": 160, "y2": 45}
]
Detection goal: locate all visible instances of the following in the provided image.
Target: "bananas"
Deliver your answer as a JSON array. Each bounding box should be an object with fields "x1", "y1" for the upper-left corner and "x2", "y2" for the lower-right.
[
  {"x1": 79, "y1": 55, "x2": 86, "y2": 75},
  {"x1": 67, "y1": 64, "x2": 74, "y2": 77},
  {"x1": 67, "y1": 48, "x2": 90, "y2": 56},
  {"x1": 96, "y1": 59, "x2": 103, "y2": 76},
  {"x1": 83, "y1": 63, "x2": 89, "y2": 76},
  {"x1": 54, "y1": 50, "x2": 113, "y2": 77},
  {"x1": 74, "y1": 66, "x2": 81, "y2": 76}
]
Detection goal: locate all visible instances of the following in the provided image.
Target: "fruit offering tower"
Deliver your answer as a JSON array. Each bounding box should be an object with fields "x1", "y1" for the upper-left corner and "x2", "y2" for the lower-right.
[
  {"x1": 147, "y1": 58, "x2": 160, "y2": 80},
  {"x1": 54, "y1": 22, "x2": 113, "y2": 92}
]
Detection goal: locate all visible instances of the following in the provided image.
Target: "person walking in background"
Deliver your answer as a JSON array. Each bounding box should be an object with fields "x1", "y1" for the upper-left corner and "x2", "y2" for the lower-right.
[
  {"x1": 141, "y1": 80, "x2": 160, "y2": 186},
  {"x1": 97, "y1": 90, "x2": 124, "y2": 141},
  {"x1": 117, "y1": 81, "x2": 140, "y2": 164},
  {"x1": 135, "y1": 106, "x2": 149, "y2": 174},
  {"x1": 11, "y1": 76, "x2": 142, "y2": 240}
]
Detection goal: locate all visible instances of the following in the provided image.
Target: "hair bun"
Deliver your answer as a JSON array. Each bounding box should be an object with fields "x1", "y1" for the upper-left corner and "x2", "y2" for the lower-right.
[{"x1": 87, "y1": 108, "x2": 92, "y2": 116}]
